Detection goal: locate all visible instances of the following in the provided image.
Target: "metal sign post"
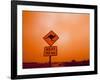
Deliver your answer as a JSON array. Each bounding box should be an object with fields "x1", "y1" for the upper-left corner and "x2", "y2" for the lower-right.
[
  {"x1": 49, "y1": 55, "x2": 51, "y2": 67},
  {"x1": 44, "y1": 46, "x2": 57, "y2": 67},
  {"x1": 43, "y1": 31, "x2": 59, "y2": 67}
]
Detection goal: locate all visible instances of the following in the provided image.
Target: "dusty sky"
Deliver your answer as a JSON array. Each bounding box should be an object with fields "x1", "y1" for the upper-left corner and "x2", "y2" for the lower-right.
[{"x1": 22, "y1": 11, "x2": 90, "y2": 63}]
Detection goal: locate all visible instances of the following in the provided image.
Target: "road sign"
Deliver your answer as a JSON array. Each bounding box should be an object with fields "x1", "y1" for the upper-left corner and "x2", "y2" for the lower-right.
[
  {"x1": 44, "y1": 46, "x2": 57, "y2": 56},
  {"x1": 43, "y1": 31, "x2": 59, "y2": 46}
]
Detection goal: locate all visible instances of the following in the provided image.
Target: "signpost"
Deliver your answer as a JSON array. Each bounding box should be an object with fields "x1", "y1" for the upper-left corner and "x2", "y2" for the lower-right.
[{"x1": 43, "y1": 31, "x2": 59, "y2": 67}]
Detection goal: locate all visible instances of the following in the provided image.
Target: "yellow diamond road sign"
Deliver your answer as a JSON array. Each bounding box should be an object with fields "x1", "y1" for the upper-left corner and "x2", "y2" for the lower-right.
[{"x1": 43, "y1": 31, "x2": 59, "y2": 46}]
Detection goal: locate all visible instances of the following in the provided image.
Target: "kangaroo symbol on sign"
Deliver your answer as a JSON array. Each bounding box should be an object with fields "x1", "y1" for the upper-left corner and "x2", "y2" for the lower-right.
[{"x1": 46, "y1": 35, "x2": 56, "y2": 41}]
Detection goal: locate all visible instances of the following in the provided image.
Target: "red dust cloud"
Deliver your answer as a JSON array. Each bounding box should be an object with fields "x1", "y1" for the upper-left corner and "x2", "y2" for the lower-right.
[{"x1": 22, "y1": 11, "x2": 90, "y2": 68}]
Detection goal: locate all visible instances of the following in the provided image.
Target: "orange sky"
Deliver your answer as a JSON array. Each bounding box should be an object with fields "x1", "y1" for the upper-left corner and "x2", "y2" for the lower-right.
[{"x1": 22, "y1": 11, "x2": 90, "y2": 63}]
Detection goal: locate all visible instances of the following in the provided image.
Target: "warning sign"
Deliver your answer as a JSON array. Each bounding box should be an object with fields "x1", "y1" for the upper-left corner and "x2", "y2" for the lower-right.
[
  {"x1": 44, "y1": 46, "x2": 57, "y2": 56},
  {"x1": 43, "y1": 31, "x2": 59, "y2": 46}
]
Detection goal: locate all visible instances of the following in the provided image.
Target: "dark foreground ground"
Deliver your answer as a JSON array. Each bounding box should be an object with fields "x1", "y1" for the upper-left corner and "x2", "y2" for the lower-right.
[{"x1": 23, "y1": 60, "x2": 89, "y2": 69}]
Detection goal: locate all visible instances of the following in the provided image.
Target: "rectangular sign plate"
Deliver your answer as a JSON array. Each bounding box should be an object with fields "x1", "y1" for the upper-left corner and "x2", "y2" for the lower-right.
[{"x1": 44, "y1": 46, "x2": 57, "y2": 56}]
